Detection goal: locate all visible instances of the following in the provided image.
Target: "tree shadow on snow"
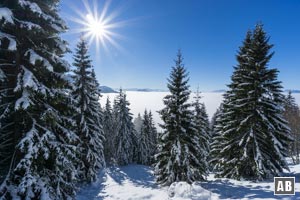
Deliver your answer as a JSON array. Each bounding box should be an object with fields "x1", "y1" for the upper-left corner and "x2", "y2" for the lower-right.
[
  {"x1": 76, "y1": 170, "x2": 107, "y2": 200},
  {"x1": 107, "y1": 164, "x2": 158, "y2": 188},
  {"x1": 283, "y1": 165, "x2": 300, "y2": 182},
  {"x1": 199, "y1": 178, "x2": 298, "y2": 199},
  {"x1": 76, "y1": 165, "x2": 158, "y2": 199}
]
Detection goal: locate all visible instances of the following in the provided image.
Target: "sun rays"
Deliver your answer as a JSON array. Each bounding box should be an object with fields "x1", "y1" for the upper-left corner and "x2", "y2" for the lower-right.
[{"x1": 64, "y1": 0, "x2": 127, "y2": 55}]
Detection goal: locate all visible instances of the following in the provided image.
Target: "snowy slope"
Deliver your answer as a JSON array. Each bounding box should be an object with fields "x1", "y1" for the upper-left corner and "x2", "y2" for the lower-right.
[{"x1": 76, "y1": 161, "x2": 300, "y2": 200}]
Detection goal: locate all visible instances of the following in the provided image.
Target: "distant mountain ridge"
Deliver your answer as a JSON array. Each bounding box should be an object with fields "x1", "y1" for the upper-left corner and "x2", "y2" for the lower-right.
[{"x1": 99, "y1": 86, "x2": 117, "y2": 93}]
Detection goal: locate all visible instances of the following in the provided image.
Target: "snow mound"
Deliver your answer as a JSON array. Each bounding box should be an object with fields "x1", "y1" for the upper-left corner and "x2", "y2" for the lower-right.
[{"x1": 168, "y1": 182, "x2": 216, "y2": 200}]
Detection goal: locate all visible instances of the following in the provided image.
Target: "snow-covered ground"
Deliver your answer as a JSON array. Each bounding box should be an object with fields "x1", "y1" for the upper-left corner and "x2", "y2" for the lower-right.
[
  {"x1": 100, "y1": 91, "x2": 300, "y2": 131},
  {"x1": 76, "y1": 159, "x2": 300, "y2": 200},
  {"x1": 76, "y1": 165, "x2": 169, "y2": 200}
]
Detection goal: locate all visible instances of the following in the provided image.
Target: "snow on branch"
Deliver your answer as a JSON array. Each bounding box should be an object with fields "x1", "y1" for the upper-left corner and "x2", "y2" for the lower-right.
[
  {"x1": 18, "y1": 0, "x2": 42, "y2": 14},
  {"x1": 18, "y1": 0, "x2": 54, "y2": 21},
  {"x1": 14, "y1": 66, "x2": 48, "y2": 94},
  {"x1": 18, "y1": 120, "x2": 38, "y2": 154},
  {"x1": 19, "y1": 20, "x2": 42, "y2": 30},
  {"x1": 0, "y1": 7, "x2": 14, "y2": 24},
  {"x1": 15, "y1": 90, "x2": 33, "y2": 110},
  {"x1": 25, "y1": 49, "x2": 53, "y2": 71},
  {"x1": 0, "y1": 68, "x2": 5, "y2": 79},
  {"x1": 0, "y1": 32, "x2": 16, "y2": 50}
]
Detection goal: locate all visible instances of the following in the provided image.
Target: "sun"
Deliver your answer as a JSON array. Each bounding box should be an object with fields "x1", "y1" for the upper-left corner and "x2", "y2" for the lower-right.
[
  {"x1": 65, "y1": 0, "x2": 128, "y2": 54},
  {"x1": 85, "y1": 14, "x2": 107, "y2": 40}
]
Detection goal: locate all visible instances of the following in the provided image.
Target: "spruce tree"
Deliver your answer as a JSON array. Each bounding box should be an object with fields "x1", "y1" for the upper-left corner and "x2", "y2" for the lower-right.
[
  {"x1": 133, "y1": 113, "x2": 143, "y2": 163},
  {"x1": 72, "y1": 38, "x2": 105, "y2": 182},
  {"x1": 137, "y1": 110, "x2": 158, "y2": 165},
  {"x1": 0, "y1": 1, "x2": 79, "y2": 199},
  {"x1": 217, "y1": 24, "x2": 291, "y2": 180},
  {"x1": 113, "y1": 89, "x2": 136, "y2": 165},
  {"x1": 283, "y1": 91, "x2": 300, "y2": 164},
  {"x1": 148, "y1": 111, "x2": 158, "y2": 163},
  {"x1": 193, "y1": 90, "x2": 210, "y2": 173},
  {"x1": 155, "y1": 50, "x2": 206, "y2": 186},
  {"x1": 103, "y1": 97, "x2": 115, "y2": 164},
  {"x1": 133, "y1": 113, "x2": 143, "y2": 135},
  {"x1": 209, "y1": 103, "x2": 225, "y2": 172},
  {"x1": 0, "y1": 2, "x2": 19, "y2": 183}
]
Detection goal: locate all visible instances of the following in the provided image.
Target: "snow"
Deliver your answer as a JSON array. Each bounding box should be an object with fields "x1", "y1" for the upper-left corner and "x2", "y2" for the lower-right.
[
  {"x1": 54, "y1": 38, "x2": 67, "y2": 52},
  {"x1": 0, "y1": 68, "x2": 5, "y2": 79},
  {"x1": 18, "y1": 0, "x2": 54, "y2": 21},
  {"x1": 15, "y1": 90, "x2": 32, "y2": 110},
  {"x1": 20, "y1": 67, "x2": 39, "y2": 91},
  {"x1": 76, "y1": 165, "x2": 169, "y2": 200},
  {"x1": 168, "y1": 182, "x2": 218, "y2": 200},
  {"x1": 18, "y1": 0, "x2": 43, "y2": 15},
  {"x1": 76, "y1": 159, "x2": 300, "y2": 200},
  {"x1": 0, "y1": 32, "x2": 16, "y2": 50},
  {"x1": 76, "y1": 165, "x2": 217, "y2": 200},
  {"x1": 0, "y1": 7, "x2": 14, "y2": 24},
  {"x1": 14, "y1": 66, "x2": 47, "y2": 95},
  {"x1": 19, "y1": 21, "x2": 41, "y2": 30},
  {"x1": 25, "y1": 50, "x2": 53, "y2": 71},
  {"x1": 202, "y1": 160, "x2": 300, "y2": 199}
]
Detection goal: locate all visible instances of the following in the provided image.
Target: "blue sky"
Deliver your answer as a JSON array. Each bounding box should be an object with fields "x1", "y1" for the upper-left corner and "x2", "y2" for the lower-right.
[{"x1": 60, "y1": 0, "x2": 300, "y2": 91}]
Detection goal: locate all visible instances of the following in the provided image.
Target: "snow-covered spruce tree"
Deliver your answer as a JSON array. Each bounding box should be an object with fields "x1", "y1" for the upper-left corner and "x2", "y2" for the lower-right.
[
  {"x1": 147, "y1": 111, "x2": 158, "y2": 163},
  {"x1": 133, "y1": 113, "x2": 143, "y2": 163},
  {"x1": 136, "y1": 111, "x2": 149, "y2": 165},
  {"x1": 209, "y1": 103, "x2": 225, "y2": 172},
  {"x1": 113, "y1": 89, "x2": 136, "y2": 165},
  {"x1": 0, "y1": 62, "x2": 11, "y2": 182},
  {"x1": 216, "y1": 24, "x2": 291, "y2": 180},
  {"x1": 155, "y1": 50, "x2": 207, "y2": 186},
  {"x1": 71, "y1": 38, "x2": 105, "y2": 182},
  {"x1": 210, "y1": 32, "x2": 253, "y2": 176},
  {"x1": 192, "y1": 90, "x2": 210, "y2": 173},
  {"x1": 0, "y1": 1, "x2": 79, "y2": 199},
  {"x1": 283, "y1": 91, "x2": 300, "y2": 164},
  {"x1": 103, "y1": 97, "x2": 115, "y2": 165},
  {"x1": 137, "y1": 110, "x2": 158, "y2": 165},
  {"x1": 0, "y1": 4, "x2": 17, "y2": 183},
  {"x1": 133, "y1": 113, "x2": 143, "y2": 135}
]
